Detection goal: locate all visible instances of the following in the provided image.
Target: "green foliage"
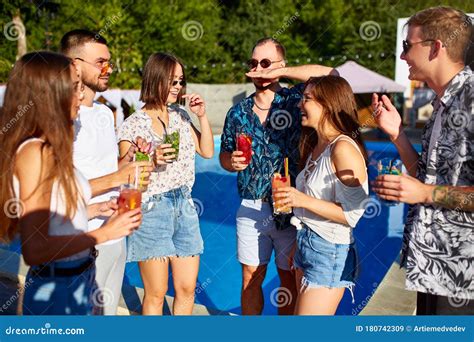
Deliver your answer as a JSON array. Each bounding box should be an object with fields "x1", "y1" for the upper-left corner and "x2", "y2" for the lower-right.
[{"x1": 1, "y1": 0, "x2": 473, "y2": 87}]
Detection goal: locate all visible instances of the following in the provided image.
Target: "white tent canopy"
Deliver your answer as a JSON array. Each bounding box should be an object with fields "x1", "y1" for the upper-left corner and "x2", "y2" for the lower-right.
[{"x1": 336, "y1": 60, "x2": 406, "y2": 94}]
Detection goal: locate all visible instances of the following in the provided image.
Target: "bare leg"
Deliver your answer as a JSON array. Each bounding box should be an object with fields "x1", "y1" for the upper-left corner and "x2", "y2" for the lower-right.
[
  {"x1": 170, "y1": 256, "x2": 200, "y2": 315},
  {"x1": 139, "y1": 258, "x2": 169, "y2": 315},
  {"x1": 241, "y1": 264, "x2": 267, "y2": 315},
  {"x1": 276, "y1": 267, "x2": 297, "y2": 315},
  {"x1": 295, "y1": 285, "x2": 345, "y2": 315}
]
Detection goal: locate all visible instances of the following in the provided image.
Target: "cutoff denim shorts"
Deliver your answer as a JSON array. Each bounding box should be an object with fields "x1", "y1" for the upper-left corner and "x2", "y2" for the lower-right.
[
  {"x1": 126, "y1": 186, "x2": 204, "y2": 262},
  {"x1": 293, "y1": 225, "x2": 358, "y2": 301},
  {"x1": 23, "y1": 256, "x2": 97, "y2": 315}
]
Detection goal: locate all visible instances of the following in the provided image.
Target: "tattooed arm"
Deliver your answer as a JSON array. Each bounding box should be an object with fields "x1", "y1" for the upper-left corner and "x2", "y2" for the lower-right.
[
  {"x1": 431, "y1": 186, "x2": 474, "y2": 212},
  {"x1": 373, "y1": 175, "x2": 474, "y2": 212}
]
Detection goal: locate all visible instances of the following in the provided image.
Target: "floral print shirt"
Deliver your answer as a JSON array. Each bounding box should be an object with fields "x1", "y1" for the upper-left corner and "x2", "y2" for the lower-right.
[
  {"x1": 401, "y1": 66, "x2": 473, "y2": 299},
  {"x1": 117, "y1": 104, "x2": 195, "y2": 202},
  {"x1": 220, "y1": 84, "x2": 304, "y2": 199}
]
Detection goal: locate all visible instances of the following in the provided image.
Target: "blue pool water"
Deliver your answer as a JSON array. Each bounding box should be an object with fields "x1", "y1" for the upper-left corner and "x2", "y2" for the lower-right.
[
  {"x1": 122, "y1": 138, "x2": 420, "y2": 315},
  {"x1": 2, "y1": 137, "x2": 421, "y2": 315}
]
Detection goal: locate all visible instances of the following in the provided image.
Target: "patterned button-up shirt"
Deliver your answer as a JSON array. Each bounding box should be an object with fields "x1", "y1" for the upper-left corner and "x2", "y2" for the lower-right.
[
  {"x1": 220, "y1": 84, "x2": 304, "y2": 199},
  {"x1": 401, "y1": 66, "x2": 473, "y2": 299}
]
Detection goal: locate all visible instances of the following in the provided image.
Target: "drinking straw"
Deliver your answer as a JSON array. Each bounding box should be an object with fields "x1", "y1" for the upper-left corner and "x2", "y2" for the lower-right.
[
  {"x1": 284, "y1": 157, "x2": 289, "y2": 178},
  {"x1": 134, "y1": 165, "x2": 139, "y2": 188}
]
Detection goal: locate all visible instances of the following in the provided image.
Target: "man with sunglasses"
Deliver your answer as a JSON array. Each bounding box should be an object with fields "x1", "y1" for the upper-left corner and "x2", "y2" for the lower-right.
[
  {"x1": 60, "y1": 30, "x2": 152, "y2": 315},
  {"x1": 372, "y1": 7, "x2": 473, "y2": 315},
  {"x1": 220, "y1": 37, "x2": 336, "y2": 315}
]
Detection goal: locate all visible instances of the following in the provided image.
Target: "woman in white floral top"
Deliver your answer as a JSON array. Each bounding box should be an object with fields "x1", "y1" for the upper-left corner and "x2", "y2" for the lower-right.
[{"x1": 118, "y1": 52, "x2": 214, "y2": 315}]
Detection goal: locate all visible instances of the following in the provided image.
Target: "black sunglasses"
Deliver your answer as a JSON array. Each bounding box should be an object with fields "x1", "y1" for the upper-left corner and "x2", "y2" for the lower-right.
[
  {"x1": 170, "y1": 80, "x2": 186, "y2": 86},
  {"x1": 402, "y1": 39, "x2": 435, "y2": 54},
  {"x1": 247, "y1": 58, "x2": 283, "y2": 69}
]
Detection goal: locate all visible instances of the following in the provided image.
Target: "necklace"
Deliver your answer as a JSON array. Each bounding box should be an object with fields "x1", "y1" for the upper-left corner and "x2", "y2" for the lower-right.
[{"x1": 253, "y1": 100, "x2": 270, "y2": 111}]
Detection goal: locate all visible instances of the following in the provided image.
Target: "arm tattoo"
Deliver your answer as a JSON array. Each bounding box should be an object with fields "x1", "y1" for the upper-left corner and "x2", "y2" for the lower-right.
[{"x1": 432, "y1": 186, "x2": 474, "y2": 212}]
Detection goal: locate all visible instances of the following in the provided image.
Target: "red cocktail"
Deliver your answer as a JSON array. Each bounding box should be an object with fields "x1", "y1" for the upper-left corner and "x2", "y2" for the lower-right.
[{"x1": 236, "y1": 133, "x2": 252, "y2": 164}]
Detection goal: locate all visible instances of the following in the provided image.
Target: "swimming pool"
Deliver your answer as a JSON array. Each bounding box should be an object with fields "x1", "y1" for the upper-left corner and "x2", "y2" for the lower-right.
[{"x1": 123, "y1": 137, "x2": 420, "y2": 315}]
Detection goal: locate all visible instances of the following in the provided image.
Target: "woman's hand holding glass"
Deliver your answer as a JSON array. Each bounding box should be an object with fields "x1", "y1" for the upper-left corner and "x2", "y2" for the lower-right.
[
  {"x1": 153, "y1": 143, "x2": 177, "y2": 165},
  {"x1": 273, "y1": 186, "x2": 307, "y2": 209}
]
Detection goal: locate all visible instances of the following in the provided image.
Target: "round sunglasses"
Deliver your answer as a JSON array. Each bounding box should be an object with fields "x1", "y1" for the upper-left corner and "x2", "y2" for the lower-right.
[
  {"x1": 247, "y1": 58, "x2": 283, "y2": 69},
  {"x1": 75, "y1": 57, "x2": 113, "y2": 76}
]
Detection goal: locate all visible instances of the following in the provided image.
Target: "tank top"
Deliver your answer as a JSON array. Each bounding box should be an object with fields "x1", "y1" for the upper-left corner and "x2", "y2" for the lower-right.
[
  {"x1": 13, "y1": 138, "x2": 92, "y2": 261},
  {"x1": 293, "y1": 135, "x2": 369, "y2": 244}
]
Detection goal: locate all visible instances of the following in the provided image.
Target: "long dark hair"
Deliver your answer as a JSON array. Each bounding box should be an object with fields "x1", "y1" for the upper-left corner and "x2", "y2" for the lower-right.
[
  {"x1": 299, "y1": 75, "x2": 367, "y2": 170},
  {"x1": 0, "y1": 51, "x2": 80, "y2": 242}
]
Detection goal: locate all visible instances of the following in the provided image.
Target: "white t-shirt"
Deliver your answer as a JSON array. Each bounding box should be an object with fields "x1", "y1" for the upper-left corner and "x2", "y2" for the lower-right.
[{"x1": 73, "y1": 102, "x2": 121, "y2": 245}]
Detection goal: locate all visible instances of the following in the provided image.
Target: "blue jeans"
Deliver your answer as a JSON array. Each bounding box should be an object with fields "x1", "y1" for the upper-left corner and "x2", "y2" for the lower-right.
[
  {"x1": 23, "y1": 256, "x2": 97, "y2": 315},
  {"x1": 127, "y1": 186, "x2": 203, "y2": 262}
]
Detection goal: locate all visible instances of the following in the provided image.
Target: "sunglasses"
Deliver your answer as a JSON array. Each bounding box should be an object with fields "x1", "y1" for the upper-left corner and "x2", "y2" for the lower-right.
[
  {"x1": 247, "y1": 58, "x2": 283, "y2": 69},
  {"x1": 402, "y1": 39, "x2": 435, "y2": 55},
  {"x1": 170, "y1": 79, "x2": 186, "y2": 86},
  {"x1": 75, "y1": 57, "x2": 113, "y2": 76}
]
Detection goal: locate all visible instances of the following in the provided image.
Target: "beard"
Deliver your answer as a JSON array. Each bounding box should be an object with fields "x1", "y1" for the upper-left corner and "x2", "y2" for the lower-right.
[{"x1": 83, "y1": 75, "x2": 109, "y2": 93}]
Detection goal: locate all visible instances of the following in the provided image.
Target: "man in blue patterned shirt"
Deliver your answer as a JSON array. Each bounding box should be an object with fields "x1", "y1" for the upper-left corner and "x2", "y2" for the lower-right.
[
  {"x1": 220, "y1": 37, "x2": 336, "y2": 315},
  {"x1": 373, "y1": 7, "x2": 473, "y2": 315}
]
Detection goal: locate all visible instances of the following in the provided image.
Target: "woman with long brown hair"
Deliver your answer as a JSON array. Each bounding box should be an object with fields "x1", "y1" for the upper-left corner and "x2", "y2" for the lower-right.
[
  {"x1": 273, "y1": 75, "x2": 369, "y2": 315},
  {"x1": 0, "y1": 51, "x2": 142, "y2": 315}
]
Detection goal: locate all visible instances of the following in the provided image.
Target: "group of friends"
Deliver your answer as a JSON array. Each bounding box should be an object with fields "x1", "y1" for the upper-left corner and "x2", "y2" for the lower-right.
[{"x1": 0, "y1": 5, "x2": 471, "y2": 316}]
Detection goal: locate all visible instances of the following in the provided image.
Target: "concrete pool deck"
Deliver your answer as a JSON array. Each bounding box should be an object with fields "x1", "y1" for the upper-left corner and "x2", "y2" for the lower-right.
[{"x1": 0, "y1": 248, "x2": 415, "y2": 316}]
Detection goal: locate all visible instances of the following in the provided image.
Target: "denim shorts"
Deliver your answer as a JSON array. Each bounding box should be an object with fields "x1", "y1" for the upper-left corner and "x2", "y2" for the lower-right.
[
  {"x1": 23, "y1": 256, "x2": 97, "y2": 315},
  {"x1": 236, "y1": 199, "x2": 296, "y2": 271},
  {"x1": 293, "y1": 226, "x2": 358, "y2": 300},
  {"x1": 127, "y1": 186, "x2": 203, "y2": 262}
]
